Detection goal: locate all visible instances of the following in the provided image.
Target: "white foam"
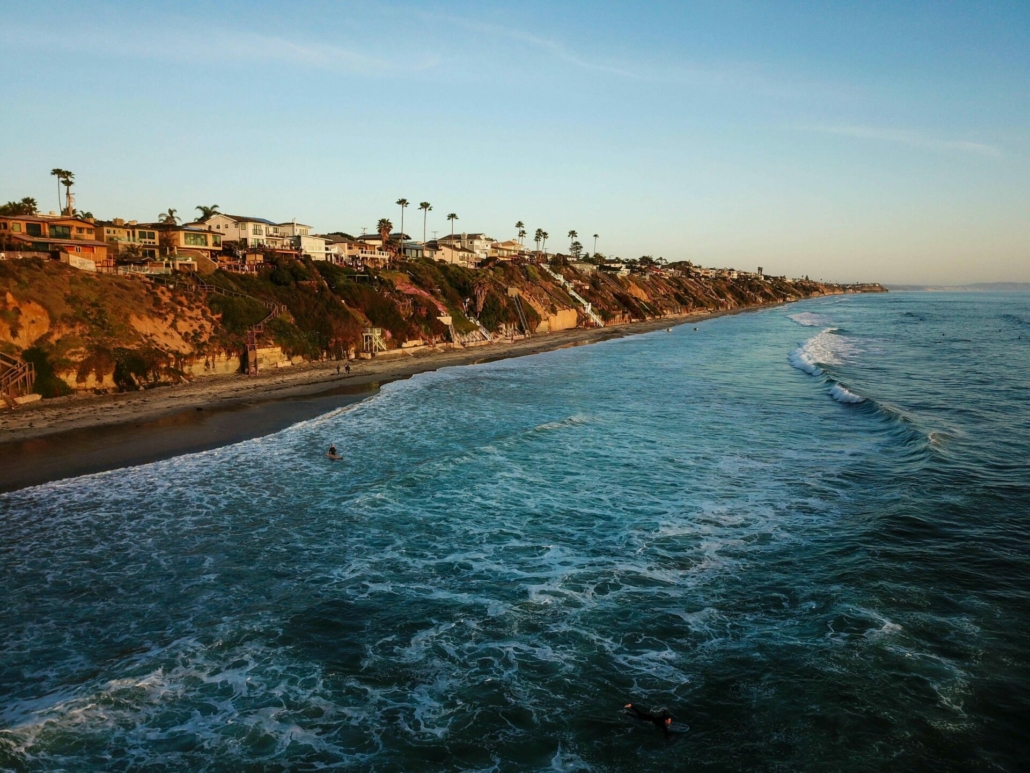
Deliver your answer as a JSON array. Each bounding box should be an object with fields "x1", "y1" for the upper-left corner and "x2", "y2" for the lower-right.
[
  {"x1": 829, "y1": 383, "x2": 865, "y2": 404},
  {"x1": 788, "y1": 312, "x2": 828, "y2": 327},
  {"x1": 789, "y1": 328, "x2": 859, "y2": 377}
]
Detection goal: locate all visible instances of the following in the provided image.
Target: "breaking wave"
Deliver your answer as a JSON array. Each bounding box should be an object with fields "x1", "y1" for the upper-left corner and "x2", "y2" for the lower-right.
[{"x1": 788, "y1": 311, "x2": 829, "y2": 327}]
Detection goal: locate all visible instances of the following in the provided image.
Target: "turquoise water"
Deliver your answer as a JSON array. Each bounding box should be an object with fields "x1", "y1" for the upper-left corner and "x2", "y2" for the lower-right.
[{"x1": 2, "y1": 292, "x2": 1029, "y2": 771}]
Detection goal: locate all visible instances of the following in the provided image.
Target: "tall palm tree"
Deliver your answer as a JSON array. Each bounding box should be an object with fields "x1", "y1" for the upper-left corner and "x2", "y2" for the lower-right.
[
  {"x1": 447, "y1": 212, "x2": 458, "y2": 238},
  {"x1": 59, "y1": 171, "x2": 75, "y2": 215},
  {"x1": 534, "y1": 228, "x2": 543, "y2": 253},
  {"x1": 515, "y1": 220, "x2": 525, "y2": 243},
  {"x1": 160, "y1": 208, "x2": 180, "y2": 225},
  {"x1": 541, "y1": 231, "x2": 549, "y2": 255},
  {"x1": 396, "y1": 198, "x2": 409, "y2": 251},
  {"x1": 518, "y1": 228, "x2": 527, "y2": 246},
  {"x1": 419, "y1": 201, "x2": 432, "y2": 246},
  {"x1": 593, "y1": 234, "x2": 599, "y2": 256},
  {"x1": 50, "y1": 169, "x2": 70, "y2": 213},
  {"x1": 195, "y1": 204, "x2": 220, "y2": 221},
  {"x1": 567, "y1": 230, "x2": 578, "y2": 251}
]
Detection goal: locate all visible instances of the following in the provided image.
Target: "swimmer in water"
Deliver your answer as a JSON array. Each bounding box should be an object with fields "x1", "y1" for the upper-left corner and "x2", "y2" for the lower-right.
[{"x1": 624, "y1": 703, "x2": 674, "y2": 735}]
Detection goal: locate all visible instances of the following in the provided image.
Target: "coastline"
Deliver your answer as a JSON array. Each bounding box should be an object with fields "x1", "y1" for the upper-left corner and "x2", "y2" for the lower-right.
[{"x1": 0, "y1": 299, "x2": 814, "y2": 492}]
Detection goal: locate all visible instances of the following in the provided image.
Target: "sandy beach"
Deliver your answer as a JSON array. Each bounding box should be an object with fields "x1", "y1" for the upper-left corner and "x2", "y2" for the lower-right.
[{"x1": 1, "y1": 311, "x2": 738, "y2": 492}]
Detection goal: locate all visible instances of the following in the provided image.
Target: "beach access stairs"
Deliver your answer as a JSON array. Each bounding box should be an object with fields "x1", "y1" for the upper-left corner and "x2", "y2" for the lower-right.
[
  {"x1": 0, "y1": 352, "x2": 36, "y2": 407},
  {"x1": 539, "y1": 265, "x2": 605, "y2": 327},
  {"x1": 147, "y1": 275, "x2": 285, "y2": 376}
]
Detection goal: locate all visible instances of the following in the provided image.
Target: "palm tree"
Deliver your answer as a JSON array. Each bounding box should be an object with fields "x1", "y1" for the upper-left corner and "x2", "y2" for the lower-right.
[
  {"x1": 396, "y1": 198, "x2": 409, "y2": 251},
  {"x1": 419, "y1": 201, "x2": 432, "y2": 246},
  {"x1": 50, "y1": 169, "x2": 70, "y2": 213},
  {"x1": 160, "y1": 208, "x2": 180, "y2": 225},
  {"x1": 568, "y1": 230, "x2": 578, "y2": 251},
  {"x1": 195, "y1": 204, "x2": 220, "y2": 221},
  {"x1": 59, "y1": 171, "x2": 75, "y2": 215},
  {"x1": 593, "y1": 233, "x2": 599, "y2": 256},
  {"x1": 0, "y1": 197, "x2": 39, "y2": 216},
  {"x1": 541, "y1": 231, "x2": 549, "y2": 254},
  {"x1": 447, "y1": 212, "x2": 458, "y2": 237},
  {"x1": 515, "y1": 220, "x2": 525, "y2": 244},
  {"x1": 518, "y1": 228, "x2": 527, "y2": 246},
  {"x1": 378, "y1": 217, "x2": 394, "y2": 264},
  {"x1": 534, "y1": 228, "x2": 543, "y2": 253}
]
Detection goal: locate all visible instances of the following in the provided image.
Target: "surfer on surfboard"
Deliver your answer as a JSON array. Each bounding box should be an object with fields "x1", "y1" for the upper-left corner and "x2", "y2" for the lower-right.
[
  {"x1": 327, "y1": 444, "x2": 341, "y2": 460},
  {"x1": 624, "y1": 703, "x2": 686, "y2": 736}
]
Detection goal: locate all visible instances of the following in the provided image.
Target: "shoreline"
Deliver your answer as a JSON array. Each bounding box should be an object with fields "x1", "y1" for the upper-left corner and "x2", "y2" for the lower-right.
[{"x1": 0, "y1": 299, "x2": 815, "y2": 492}]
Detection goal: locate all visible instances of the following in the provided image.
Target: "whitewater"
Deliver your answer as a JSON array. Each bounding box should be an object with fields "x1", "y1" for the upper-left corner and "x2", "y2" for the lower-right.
[{"x1": 2, "y1": 292, "x2": 1029, "y2": 771}]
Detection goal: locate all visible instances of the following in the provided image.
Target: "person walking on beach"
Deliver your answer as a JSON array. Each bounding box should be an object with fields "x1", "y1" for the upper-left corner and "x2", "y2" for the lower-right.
[
  {"x1": 345, "y1": 364, "x2": 351, "y2": 376},
  {"x1": 336, "y1": 364, "x2": 341, "y2": 376}
]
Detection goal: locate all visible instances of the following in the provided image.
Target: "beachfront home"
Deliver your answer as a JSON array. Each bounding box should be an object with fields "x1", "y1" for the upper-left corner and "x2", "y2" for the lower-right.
[
  {"x1": 0, "y1": 214, "x2": 111, "y2": 270},
  {"x1": 150, "y1": 223, "x2": 223, "y2": 261},
  {"x1": 432, "y1": 242, "x2": 479, "y2": 269},
  {"x1": 436, "y1": 232, "x2": 493, "y2": 262},
  {"x1": 325, "y1": 238, "x2": 391, "y2": 268},
  {"x1": 277, "y1": 220, "x2": 328, "y2": 260},
  {"x1": 200, "y1": 213, "x2": 282, "y2": 249},
  {"x1": 489, "y1": 240, "x2": 521, "y2": 260}
]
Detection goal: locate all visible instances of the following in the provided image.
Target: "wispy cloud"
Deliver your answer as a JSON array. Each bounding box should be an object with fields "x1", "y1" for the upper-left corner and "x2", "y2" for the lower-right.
[
  {"x1": 417, "y1": 11, "x2": 823, "y2": 97},
  {"x1": 798, "y1": 124, "x2": 1002, "y2": 158},
  {"x1": 0, "y1": 23, "x2": 437, "y2": 75}
]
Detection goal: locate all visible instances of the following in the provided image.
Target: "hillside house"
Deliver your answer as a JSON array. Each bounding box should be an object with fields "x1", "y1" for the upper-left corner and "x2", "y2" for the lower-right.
[{"x1": 0, "y1": 214, "x2": 110, "y2": 270}]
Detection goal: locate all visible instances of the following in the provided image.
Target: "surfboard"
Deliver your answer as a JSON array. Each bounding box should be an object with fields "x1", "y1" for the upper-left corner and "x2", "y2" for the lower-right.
[{"x1": 325, "y1": 453, "x2": 342, "y2": 460}]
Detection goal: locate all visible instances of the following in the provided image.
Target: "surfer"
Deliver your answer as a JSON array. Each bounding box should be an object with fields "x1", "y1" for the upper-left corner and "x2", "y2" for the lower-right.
[
  {"x1": 328, "y1": 444, "x2": 338, "y2": 458},
  {"x1": 624, "y1": 703, "x2": 675, "y2": 735}
]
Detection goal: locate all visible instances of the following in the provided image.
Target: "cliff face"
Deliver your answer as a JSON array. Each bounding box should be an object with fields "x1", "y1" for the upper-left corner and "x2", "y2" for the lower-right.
[{"x1": 0, "y1": 256, "x2": 873, "y2": 397}]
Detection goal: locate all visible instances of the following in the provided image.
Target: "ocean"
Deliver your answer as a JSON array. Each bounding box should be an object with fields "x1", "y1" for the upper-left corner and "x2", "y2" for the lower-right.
[{"x1": 2, "y1": 291, "x2": 1029, "y2": 771}]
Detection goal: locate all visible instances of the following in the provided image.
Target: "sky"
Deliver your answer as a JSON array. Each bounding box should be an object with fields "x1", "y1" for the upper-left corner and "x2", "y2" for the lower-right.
[{"x1": 1, "y1": 0, "x2": 1028, "y2": 284}]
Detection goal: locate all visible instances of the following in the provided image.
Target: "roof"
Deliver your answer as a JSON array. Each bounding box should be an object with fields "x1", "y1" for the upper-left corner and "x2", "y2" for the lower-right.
[
  {"x1": 0, "y1": 214, "x2": 96, "y2": 226},
  {"x1": 218, "y1": 214, "x2": 278, "y2": 226},
  {"x1": 9, "y1": 234, "x2": 108, "y2": 247}
]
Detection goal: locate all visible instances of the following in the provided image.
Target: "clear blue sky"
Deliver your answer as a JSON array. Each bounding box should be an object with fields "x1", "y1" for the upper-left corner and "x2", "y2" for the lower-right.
[{"x1": 2, "y1": 1, "x2": 1028, "y2": 283}]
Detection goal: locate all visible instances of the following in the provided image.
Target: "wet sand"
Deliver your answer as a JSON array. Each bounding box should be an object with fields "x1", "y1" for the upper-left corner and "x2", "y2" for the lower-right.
[{"x1": 0, "y1": 305, "x2": 798, "y2": 492}]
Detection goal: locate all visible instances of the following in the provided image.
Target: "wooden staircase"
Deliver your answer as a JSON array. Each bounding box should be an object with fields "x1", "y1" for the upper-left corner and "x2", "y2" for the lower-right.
[{"x1": 0, "y1": 352, "x2": 35, "y2": 406}]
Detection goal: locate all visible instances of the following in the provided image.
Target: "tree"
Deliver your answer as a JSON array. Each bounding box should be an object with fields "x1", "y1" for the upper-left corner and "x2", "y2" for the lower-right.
[
  {"x1": 541, "y1": 231, "x2": 549, "y2": 254},
  {"x1": 396, "y1": 198, "x2": 409, "y2": 250},
  {"x1": 568, "y1": 229, "x2": 578, "y2": 250},
  {"x1": 534, "y1": 228, "x2": 543, "y2": 252},
  {"x1": 570, "y1": 240, "x2": 583, "y2": 260},
  {"x1": 515, "y1": 220, "x2": 525, "y2": 244},
  {"x1": 376, "y1": 217, "x2": 395, "y2": 266},
  {"x1": 518, "y1": 228, "x2": 527, "y2": 246},
  {"x1": 50, "y1": 169, "x2": 70, "y2": 213},
  {"x1": 447, "y1": 212, "x2": 458, "y2": 237},
  {"x1": 195, "y1": 204, "x2": 220, "y2": 221},
  {"x1": 160, "y1": 208, "x2": 180, "y2": 225},
  {"x1": 419, "y1": 201, "x2": 432, "y2": 246},
  {"x1": 59, "y1": 171, "x2": 75, "y2": 215},
  {"x1": 0, "y1": 197, "x2": 38, "y2": 216},
  {"x1": 593, "y1": 233, "x2": 599, "y2": 256},
  {"x1": 73, "y1": 210, "x2": 94, "y2": 219}
]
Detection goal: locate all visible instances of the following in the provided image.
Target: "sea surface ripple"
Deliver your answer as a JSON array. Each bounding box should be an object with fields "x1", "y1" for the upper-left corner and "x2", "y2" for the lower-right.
[{"x1": 2, "y1": 292, "x2": 1029, "y2": 771}]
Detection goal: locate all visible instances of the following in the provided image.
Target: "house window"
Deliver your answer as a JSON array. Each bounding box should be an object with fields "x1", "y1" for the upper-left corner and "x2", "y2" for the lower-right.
[
  {"x1": 26, "y1": 223, "x2": 43, "y2": 236},
  {"x1": 50, "y1": 225, "x2": 72, "y2": 238},
  {"x1": 213, "y1": 235, "x2": 222, "y2": 246},
  {"x1": 10, "y1": 223, "x2": 20, "y2": 232},
  {"x1": 76, "y1": 227, "x2": 85, "y2": 233},
  {"x1": 184, "y1": 233, "x2": 208, "y2": 246},
  {"x1": 252, "y1": 226, "x2": 263, "y2": 235}
]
